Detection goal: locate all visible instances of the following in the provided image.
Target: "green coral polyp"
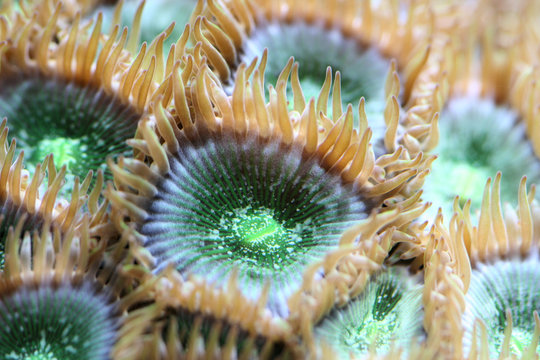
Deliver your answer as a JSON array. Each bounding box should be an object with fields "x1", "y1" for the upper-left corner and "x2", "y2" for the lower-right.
[
  {"x1": 429, "y1": 160, "x2": 493, "y2": 209},
  {"x1": 0, "y1": 75, "x2": 140, "y2": 189},
  {"x1": 314, "y1": 268, "x2": 424, "y2": 356},
  {"x1": 422, "y1": 97, "x2": 540, "y2": 218},
  {"x1": 140, "y1": 135, "x2": 369, "y2": 314},
  {"x1": 509, "y1": 328, "x2": 536, "y2": 355},
  {"x1": 0, "y1": 282, "x2": 120, "y2": 360},
  {"x1": 230, "y1": 208, "x2": 284, "y2": 245},
  {"x1": 463, "y1": 257, "x2": 540, "y2": 357}
]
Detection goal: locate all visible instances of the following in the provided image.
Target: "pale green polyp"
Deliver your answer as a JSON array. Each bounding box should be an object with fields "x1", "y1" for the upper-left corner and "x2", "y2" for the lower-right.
[
  {"x1": 428, "y1": 159, "x2": 492, "y2": 211},
  {"x1": 421, "y1": 96, "x2": 540, "y2": 222},
  {"x1": 25, "y1": 136, "x2": 83, "y2": 194},
  {"x1": 314, "y1": 268, "x2": 424, "y2": 357},
  {"x1": 0, "y1": 282, "x2": 119, "y2": 360},
  {"x1": 238, "y1": 22, "x2": 391, "y2": 151},
  {"x1": 462, "y1": 257, "x2": 540, "y2": 357},
  {"x1": 340, "y1": 312, "x2": 400, "y2": 352}
]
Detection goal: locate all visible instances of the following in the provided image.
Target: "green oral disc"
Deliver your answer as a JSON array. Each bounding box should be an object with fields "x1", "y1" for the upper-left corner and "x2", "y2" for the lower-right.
[{"x1": 141, "y1": 136, "x2": 369, "y2": 315}]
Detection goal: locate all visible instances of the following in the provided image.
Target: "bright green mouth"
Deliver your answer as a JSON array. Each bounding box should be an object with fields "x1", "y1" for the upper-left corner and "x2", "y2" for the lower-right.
[
  {"x1": 220, "y1": 206, "x2": 303, "y2": 269},
  {"x1": 29, "y1": 137, "x2": 81, "y2": 173}
]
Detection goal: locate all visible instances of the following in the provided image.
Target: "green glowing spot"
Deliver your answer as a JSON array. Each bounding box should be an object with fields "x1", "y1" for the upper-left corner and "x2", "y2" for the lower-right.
[
  {"x1": 219, "y1": 207, "x2": 304, "y2": 270},
  {"x1": 508, "y1": 328, "x2": 536, "y2": 355},
  {"x1": 314, "y1": 268, "x2": 424, "y2": 357},
  {"x1": 234, "y1": 210, "x2": 282, "y2": 244},
  {"x1": 341, "y1": 313, "x2": 400, "y2": 352},
  {"x1": 428, "y1": 160, "x2": 492, "y2": 211},
  {"x1": 338, "y1": 281, "x2": 402, "y2": 351},
  {"x1": 29, "y1": 137, "x2": 80, "y2": 171}
]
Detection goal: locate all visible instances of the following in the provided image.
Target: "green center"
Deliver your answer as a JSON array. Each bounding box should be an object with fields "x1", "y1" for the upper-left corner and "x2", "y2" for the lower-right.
[
  {"x1": 341, "y1": 312, "x2": 400, "y2": 352},
  {"x1": 219, "y1": 207, "x2": 303, "y2": 269},
  {"x1": 230, "y1": 208, "x2": 285, "y2": 248},
  {"x1": 29, "y1": 137, "x2": 81, "y2": 173},
  {"x1": 338, "y1": 280, "x2": 403, "y2": 352},
  {"x1": 428, "y1": 160, "x2": 492, "y2": 210},
  {"x1": 508, "y1": 327, "x2": 535, "y2": 355}
]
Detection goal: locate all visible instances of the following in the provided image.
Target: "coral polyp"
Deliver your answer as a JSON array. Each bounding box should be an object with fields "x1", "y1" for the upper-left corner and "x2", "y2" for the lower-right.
[
  {"x1": 423, "y1": 174, "x2": 540, "y2": 358},
  {"x1": 0, "y1": 216, "x2": 156, "y2": 360},
  {"x1": 0, "y1": 74, "x2": 141, "y2": 185},
  {"x1": 97, "y1": 0, "x2": 198, "y2": 54},
  {"x1": 463, "y1": 257, "x2": 540, "y2": 356},
  {"x1": 0, "y1": 119, "x2": 102, "y2": 270},
  {"x1": 241, "y1": 22, "x2": 391, "y2": 107},
  {"x1": 420, "y1": 0, "x2": 540, "y2": 222},
  {"x1": 139, "y1": 134, "x2": 368, "y2": 295},
  {"x1": 287, "y1": 212, "x2": 433, "y2": 357},
  {"x1": 106, "y1": 56, "x2": 426, "y2": 316},
  {"x1": 0, "y1": 280, "x2": 120, "y2": 359},
  {"x1": 0, "y1": 2, "x2": 174, "y2": 192},
  {"x1": 422, "y1": 97, "x2": 540, "y2": 219},
  {"x1": 126, "y1": 269, "x2": 301, "y2": 359},
  {"x1": 237, "y1": 21, "x2": 392, "y2": 131},
  {"x1": 314, "y1": 268, "x2": 424, "y2": 357}
]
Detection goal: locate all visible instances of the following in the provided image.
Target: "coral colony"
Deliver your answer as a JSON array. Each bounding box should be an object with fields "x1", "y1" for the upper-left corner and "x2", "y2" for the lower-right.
[{"x1": 0, "y1": 0, "x2": 539, "y2": 359}]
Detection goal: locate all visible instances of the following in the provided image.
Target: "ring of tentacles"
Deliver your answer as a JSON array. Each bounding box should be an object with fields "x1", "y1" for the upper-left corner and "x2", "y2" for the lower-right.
[{"x1": 136, "y1": 132, "x2": 370, "y2": 312}]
